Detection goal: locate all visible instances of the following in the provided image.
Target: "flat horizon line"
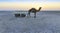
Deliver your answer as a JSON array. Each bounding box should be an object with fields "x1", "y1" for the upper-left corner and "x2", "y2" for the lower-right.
[{"x1": 0, "y1": 10, "x2": 60, "y2": 12}]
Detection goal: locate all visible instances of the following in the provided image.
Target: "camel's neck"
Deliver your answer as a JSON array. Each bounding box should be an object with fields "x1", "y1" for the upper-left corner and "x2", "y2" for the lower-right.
[{"x1": 37, "y1": 7, "x2": 41, "y2": 12}]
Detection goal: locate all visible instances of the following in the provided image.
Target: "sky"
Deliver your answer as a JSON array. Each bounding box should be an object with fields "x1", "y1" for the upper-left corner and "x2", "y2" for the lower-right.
[{"x1": 0, "y1": 0, "x2": 60, "y2": 11}]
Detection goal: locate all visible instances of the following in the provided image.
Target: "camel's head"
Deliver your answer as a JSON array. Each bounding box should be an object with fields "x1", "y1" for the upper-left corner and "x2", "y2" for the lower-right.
[
  {"x1": 39, "y1": 7, "x2": 42, "y2": 10},
  {"x1": 37, "y1": 7, "x2": 42, "y2": 11}
]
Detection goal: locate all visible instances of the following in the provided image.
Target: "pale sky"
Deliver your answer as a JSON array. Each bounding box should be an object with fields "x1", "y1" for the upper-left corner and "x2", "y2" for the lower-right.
[{"x1": 0, "y1": 0, "x2": 60, "y2": 10}]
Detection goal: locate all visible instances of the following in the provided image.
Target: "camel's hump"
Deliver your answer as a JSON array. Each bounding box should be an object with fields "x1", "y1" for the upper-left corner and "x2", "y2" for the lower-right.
[{"x1": 30, "y1": 8, "x2": 36, "y2": 10}]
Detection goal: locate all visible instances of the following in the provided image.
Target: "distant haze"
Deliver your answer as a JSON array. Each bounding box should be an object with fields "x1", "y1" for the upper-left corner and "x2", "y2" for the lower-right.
[{"x1": 0, "y1": 0, "x2": 60, "y2": 11}]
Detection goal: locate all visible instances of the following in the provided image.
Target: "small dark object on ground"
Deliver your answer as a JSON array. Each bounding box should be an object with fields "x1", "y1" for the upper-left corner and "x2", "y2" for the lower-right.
[
  {"x1": 20, "y1": 14, "x2": 26, "y2": 17},
  {"x1": 15, "y1": 14, "x2": 20, "y2": 17},
  {"x1": 15, "y1": 13, "x2": 26, "y2": 17}
]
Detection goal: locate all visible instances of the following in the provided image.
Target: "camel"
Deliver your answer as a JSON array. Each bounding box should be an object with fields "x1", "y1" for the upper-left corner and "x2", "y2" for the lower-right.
[{"x1": 28, "y1": 7, "x2": 42, "y2": 18}]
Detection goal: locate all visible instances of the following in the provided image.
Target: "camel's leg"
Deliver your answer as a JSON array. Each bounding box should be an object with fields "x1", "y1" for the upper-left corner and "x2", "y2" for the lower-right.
[
  {"x1": 34, "y1": 12, "x2": 36, "y2": 18},
  {"x1": 28, "y1": 12, "x2": 30, "y2": 16}
]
